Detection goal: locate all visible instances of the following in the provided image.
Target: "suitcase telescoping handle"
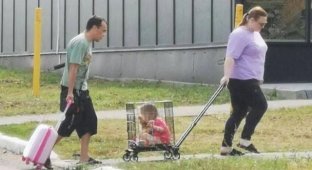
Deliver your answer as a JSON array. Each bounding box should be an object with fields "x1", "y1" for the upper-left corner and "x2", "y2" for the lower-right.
[
  {"x1": 55, "y1": 101, "x2": 72, "y2": 131},
  {"x1": 174, "y1": 83, "x2": 226, "y2": 148}
]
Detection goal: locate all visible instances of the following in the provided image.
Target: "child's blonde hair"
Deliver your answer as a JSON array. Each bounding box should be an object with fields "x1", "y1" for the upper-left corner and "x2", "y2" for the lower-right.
[{"x1": 140, "y1": 103, "x2": 158, "y2": 121}]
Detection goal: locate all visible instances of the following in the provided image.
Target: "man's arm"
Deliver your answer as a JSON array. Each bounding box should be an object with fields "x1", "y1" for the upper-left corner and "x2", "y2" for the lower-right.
[{"x1": 66, "y1": 63, "x2": 79, "y2": 103}]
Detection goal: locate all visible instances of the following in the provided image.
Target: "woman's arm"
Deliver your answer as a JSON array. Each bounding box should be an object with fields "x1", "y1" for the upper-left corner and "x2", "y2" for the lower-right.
[{"x1": 220, "y1": 56, "x2": 234, "y2": 85}]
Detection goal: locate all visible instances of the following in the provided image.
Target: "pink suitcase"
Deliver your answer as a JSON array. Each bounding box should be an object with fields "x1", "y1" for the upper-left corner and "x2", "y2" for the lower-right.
[
  {"x1": 22, "y1": 102, "x2": 71, "y2": 169},
  {"x1": 22, "y1": 124, "x2": 58, "y2": 168}
]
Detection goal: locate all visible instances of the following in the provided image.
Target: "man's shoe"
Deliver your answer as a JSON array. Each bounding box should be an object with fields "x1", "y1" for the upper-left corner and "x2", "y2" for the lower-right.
[
  {"x1": 237, "y1": 143, "x2": 259, "y2": 153},
  {"x1": 44, "y1": 157, "x2": 53, "y2": 169},
  {"x1": 87, "y1": 157, "x2": 102, "y2": 164},
  {"x1": 220, "y1": 148, "x2": 244, "y2": 156},
  {"x1": 78, "y1": 157, "x2": 102, "y2": 165}
]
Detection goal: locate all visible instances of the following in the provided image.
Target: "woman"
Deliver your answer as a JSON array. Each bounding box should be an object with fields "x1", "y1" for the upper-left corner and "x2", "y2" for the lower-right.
[{"x1": 220, "y1": 6, "x2": 268, "y2": 156}]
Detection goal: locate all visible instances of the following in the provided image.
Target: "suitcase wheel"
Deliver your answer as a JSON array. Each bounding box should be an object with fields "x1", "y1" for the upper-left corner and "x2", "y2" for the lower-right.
[
  {"x1": 25, "y1": 158, "x2": 30, "y2": 164},
  {"x1": 36, "y1": 165, "x2": 43, "y2": 170}
]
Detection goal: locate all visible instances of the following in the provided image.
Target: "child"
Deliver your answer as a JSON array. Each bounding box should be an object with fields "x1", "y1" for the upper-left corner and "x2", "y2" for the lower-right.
[{"x1": 138, "y1": 103, "x2": 171, "y2": 146}]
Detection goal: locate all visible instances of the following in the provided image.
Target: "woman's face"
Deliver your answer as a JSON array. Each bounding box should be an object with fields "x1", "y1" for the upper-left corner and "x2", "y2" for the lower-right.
[{"x1": 250, "y1": 16, "x2": 267, "y2": 32}]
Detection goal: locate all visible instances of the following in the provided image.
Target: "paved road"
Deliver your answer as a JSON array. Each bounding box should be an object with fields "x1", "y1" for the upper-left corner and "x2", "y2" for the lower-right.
[{"x1": 0, "y1": 148, "x2": 31, "y2": 170}]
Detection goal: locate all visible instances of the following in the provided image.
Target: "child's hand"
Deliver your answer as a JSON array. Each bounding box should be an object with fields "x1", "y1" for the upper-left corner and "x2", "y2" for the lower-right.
[
  {"x1": 139, "y1": 115, "x2": 147, "y2": 127},
  {"x1": 147, "y1": 120, "x2": 154, "y2": 128}
]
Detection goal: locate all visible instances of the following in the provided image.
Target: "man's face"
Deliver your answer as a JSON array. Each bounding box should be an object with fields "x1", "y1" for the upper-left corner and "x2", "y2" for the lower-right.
[{"x1": 93, "y1": 21, "x2": 107, "y2": 42}]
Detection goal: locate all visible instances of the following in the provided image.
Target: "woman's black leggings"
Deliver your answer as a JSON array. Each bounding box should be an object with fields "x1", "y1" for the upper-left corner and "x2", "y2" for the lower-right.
[{"x1": 222, "y1": 79, "x2": 267, "y2": 147}]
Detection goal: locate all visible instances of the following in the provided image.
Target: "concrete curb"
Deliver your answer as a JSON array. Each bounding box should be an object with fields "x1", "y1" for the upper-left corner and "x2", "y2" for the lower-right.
[
  {"x1": 261, "y1": 83, "x2": 312, "y2": 99},
  {"x1": 0, "y1": 133, "x2": 58, "y2": 159}
]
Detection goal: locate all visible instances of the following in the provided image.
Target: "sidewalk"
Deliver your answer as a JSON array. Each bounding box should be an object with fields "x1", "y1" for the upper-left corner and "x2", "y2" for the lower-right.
[
  {"x1": 1, "y1": 100, "x2": 312, "y2": 125},
  {"x1": 0, "y1": 99, "x2": 312, "y2": 169}
]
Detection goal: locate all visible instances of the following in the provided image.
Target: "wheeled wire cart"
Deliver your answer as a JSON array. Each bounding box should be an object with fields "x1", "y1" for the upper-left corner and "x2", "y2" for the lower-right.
[{"x1": 122, "y1": 84, "x2": 225, "y2": 162}]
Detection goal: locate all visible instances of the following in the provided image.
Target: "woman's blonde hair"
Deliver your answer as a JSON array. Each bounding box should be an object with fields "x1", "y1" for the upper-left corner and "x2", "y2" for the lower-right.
[
  {"x1": 140, "y1": 103, "x2": 158, "y2": 120},
  {"x1": 239, "y1": 6, "x2": 267, "y2": 26}
]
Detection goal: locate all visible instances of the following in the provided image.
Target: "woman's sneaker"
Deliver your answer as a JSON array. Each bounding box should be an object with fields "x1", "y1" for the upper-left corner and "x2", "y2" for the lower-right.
[
  {"x1": 237, "y1": 143, "x2": 259, "y2": 153},
  {"x1": 220, "y1": 148, "x2": 244, "y2": 156}
]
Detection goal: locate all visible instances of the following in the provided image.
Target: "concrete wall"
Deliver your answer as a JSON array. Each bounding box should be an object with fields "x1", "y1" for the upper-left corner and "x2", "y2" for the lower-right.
[{"x1": 0, "y1": 45, "x2": 226, "y2": 84}]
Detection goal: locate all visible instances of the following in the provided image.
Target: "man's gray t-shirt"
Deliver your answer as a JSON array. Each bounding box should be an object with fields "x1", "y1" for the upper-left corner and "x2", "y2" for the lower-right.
[{"x1": 61, "y1": 33, "x2": 92, "y2": 90}]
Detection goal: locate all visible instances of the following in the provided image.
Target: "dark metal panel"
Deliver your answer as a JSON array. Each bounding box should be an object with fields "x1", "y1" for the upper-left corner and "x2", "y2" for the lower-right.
[
  {"x1": 124, "y1": 0, "x2": 139, "y2": 47},
  {"x1": 265, "y1": 43, "x2": 312, "y2": 83},
  {"x1": 26, "y1": 1, "x2": 38, "y2": 52},
  {"x1": 158, "y1": 0, "x2": 174, "y2": 46},
  {"x1": 138, "y1": 0, "x2": 141, "y2": 46},
  {"x1": 156, "y1": 0, "x2": 158, "y2": 45},
  {"x1": 108, "y1": 0, "x2": 123, "y2": 47},
  {"x1": 80, "y1": 0, "x2": 93, "y2": 34},
  {"x1": 63, "y1": 0, "x2": 67, "y2": 49},
  {"x1": 3, "y1": 0, "x2": 14, "y2": 53},
  {"x1": 140, "y1": 0, "x2": 157, "y2": 46},
  {"x1": 173, "y1": 0, "x2": 176, "y2": 44},
  {"x1": 41, "y1": 0, "x2": 52, "y2": 52},
  {"x1": 175, "y1": 0, "x2": 192, "y2": 45},
  {"x1": 213, "y1": 0, "x2": 231, "y2": 43},
  {"x1": 94, "y1": 0, "x2": 108, "y2": 49},
  {"x1": 122, "y1": 0, "x2": 125, "y2": 46},
  {"x1": 65, "y1": 0, "x2": 79, "y2": 47},
  {"x1": 194, "y1": 0, "x2": 211, "y2": 44},
  {"x1": 53, "y1": 0, "x2": 65, "y2": 51},
  {"x1": 15, "y1": 0, "x2": 26, "y2": 52},
  {"x1": 306, "y1": 0, "x2": 311, "y2": 43},
  {"x1": 0, "y1": 0, "x2": 3, "y2": 52},
  {"x1": 191, "y1": 0, "x2": 194, "y2": 44},
  {"x1": 50, "y1": 0, "x2": 53, "y2": 50}
]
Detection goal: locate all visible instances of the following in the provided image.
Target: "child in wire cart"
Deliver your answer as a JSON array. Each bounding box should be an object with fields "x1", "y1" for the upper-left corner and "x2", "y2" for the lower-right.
[{"x1": 138, "y1": 103, "x2": 171, "y2": 146}]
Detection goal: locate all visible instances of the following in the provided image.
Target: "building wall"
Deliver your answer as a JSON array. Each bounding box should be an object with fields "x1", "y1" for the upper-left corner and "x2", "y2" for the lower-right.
[
  {"x1": 0, "y1": 45, "x2": 226, "y2": 84},
  {"x1": 0, "y1": 0, "x2": 232, "y2": 84},
  {"x1": 0, "y1": 0, "x2": 232, "y2": 53}
]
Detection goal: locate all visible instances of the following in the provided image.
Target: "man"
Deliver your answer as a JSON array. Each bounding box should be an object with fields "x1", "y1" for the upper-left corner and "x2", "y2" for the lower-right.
[{"x1": 45, "y1": 16, "x2": 107, "y2": 169}]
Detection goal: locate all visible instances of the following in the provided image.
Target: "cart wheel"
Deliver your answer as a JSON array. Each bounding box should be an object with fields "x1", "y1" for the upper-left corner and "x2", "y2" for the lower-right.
[
  {"x1": 164, "y1": 151, "x2": 172, "y2": 159},
  {"x1": 123, "y1": 153, "x2": 131, "y2": 162},
  {"x1": 172, "y1": 153, "x2": 180, "y2": 160},
  {"x1": 131, "y1": 155, "x2": 138, "y2": 162}
]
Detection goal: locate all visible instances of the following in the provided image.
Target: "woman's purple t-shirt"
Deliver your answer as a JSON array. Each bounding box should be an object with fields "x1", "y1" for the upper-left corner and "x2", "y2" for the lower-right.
[{"x1": 226, "y1": 26, "x2": 268, "y2": 81}]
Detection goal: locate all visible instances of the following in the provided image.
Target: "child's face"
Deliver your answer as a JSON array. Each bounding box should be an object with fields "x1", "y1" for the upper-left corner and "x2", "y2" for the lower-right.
[{"x1": 141, "y1": 111, "x2": 155, "y2": 121}]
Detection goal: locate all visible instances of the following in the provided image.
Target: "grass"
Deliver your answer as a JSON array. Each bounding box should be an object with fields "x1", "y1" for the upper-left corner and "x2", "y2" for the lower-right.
[
  {"x1": 118, "y1": 157, "x2": 312, "y2": 170},
  {"x1": 0, "y1": 66, "x2": 229, "y2": 116},
  {"x1": 1, "y1": 67, "x2": 312, "y2": 169},
  {"x1": 1, "y1": 106, "x2": 312, "y2": 169},
  {"x1": 0, "y1": 106, "x2": 311, "y2": 159}
]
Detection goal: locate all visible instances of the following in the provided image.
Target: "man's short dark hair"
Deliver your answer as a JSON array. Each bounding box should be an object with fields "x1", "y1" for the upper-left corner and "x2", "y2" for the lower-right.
[{"x1": 86, "y1": 15, "x2": 106, "y2": 31}]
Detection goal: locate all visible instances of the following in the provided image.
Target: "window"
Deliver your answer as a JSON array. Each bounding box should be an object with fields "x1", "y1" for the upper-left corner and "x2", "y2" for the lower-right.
[{"x1": 245, "y1": 0, "x2": 307, "y2": 41}]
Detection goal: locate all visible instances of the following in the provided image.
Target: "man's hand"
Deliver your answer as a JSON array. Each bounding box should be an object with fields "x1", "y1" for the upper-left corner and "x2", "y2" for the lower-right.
[{"x1": 66, "y1": 93, "x2": 74, "y2": 104}]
